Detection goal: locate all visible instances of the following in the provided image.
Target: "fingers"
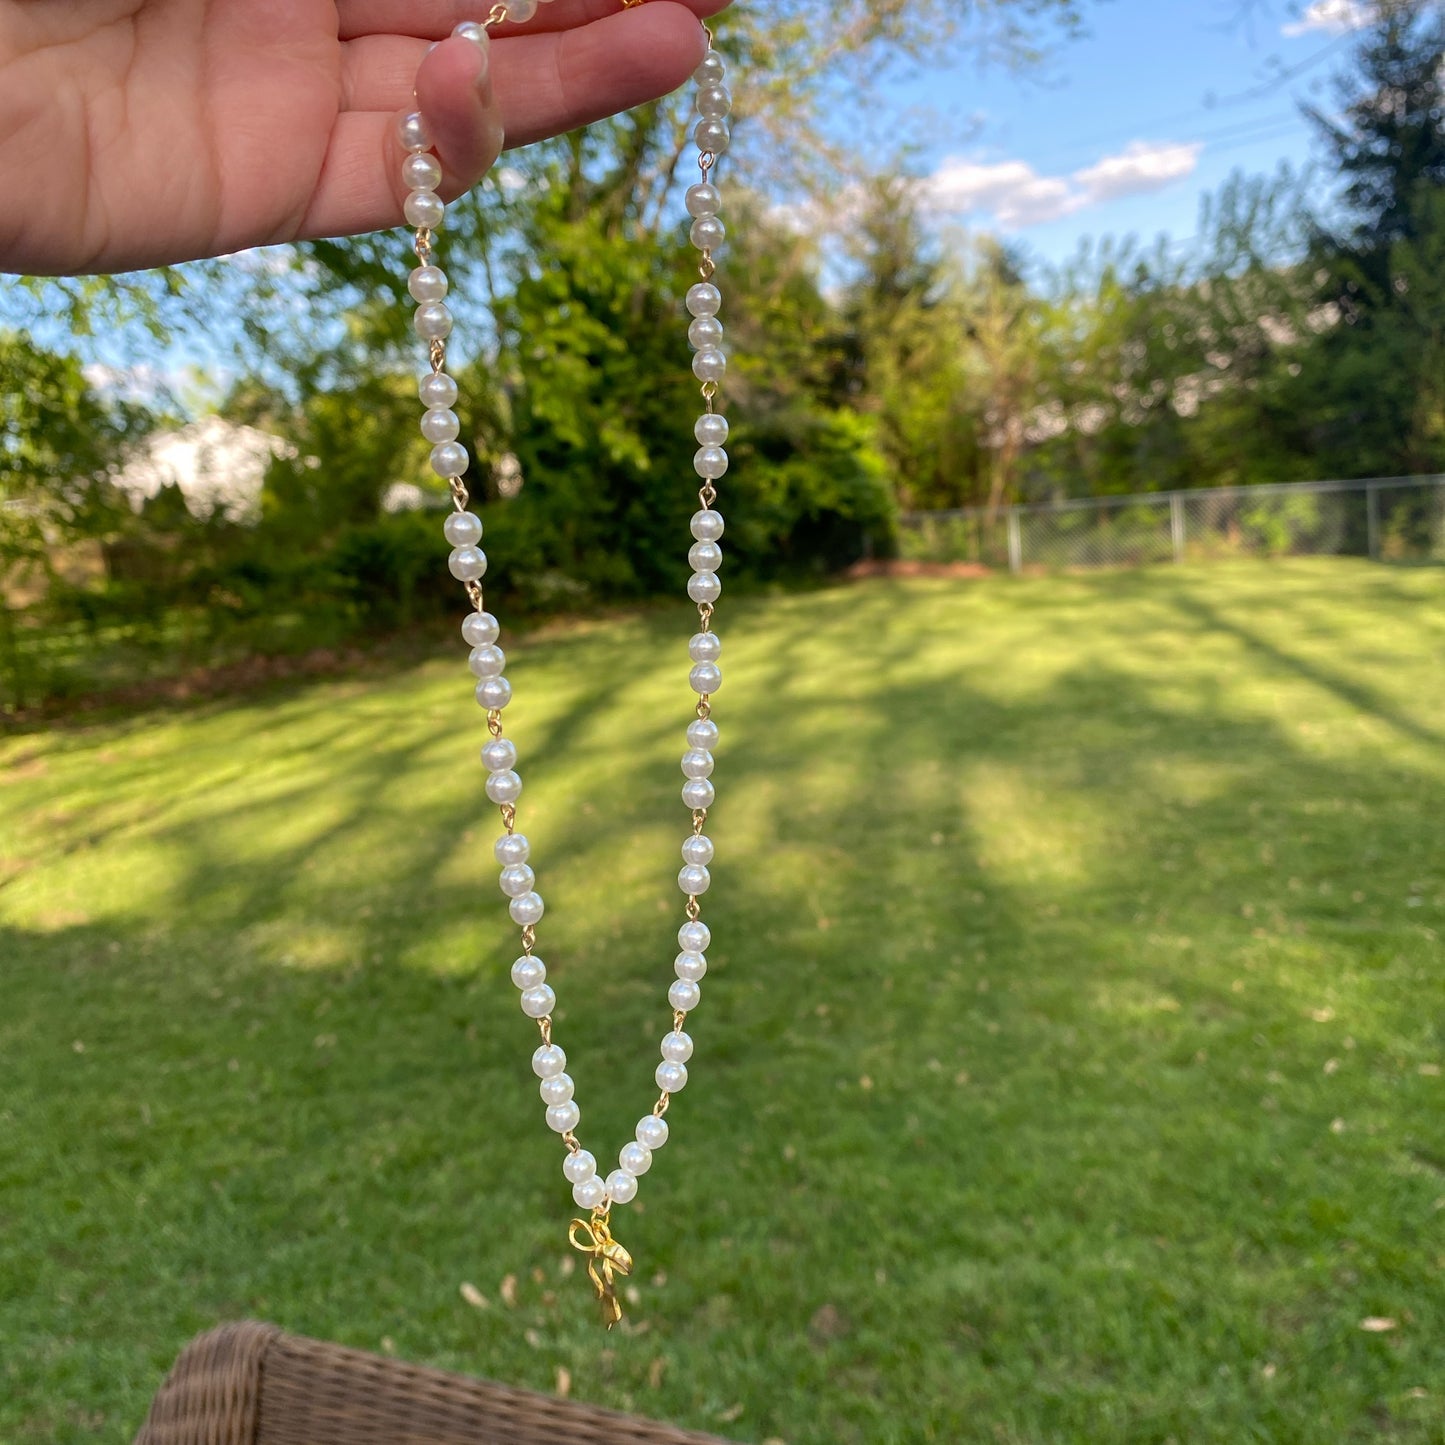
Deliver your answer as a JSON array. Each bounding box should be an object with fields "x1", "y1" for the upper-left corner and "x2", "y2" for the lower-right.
[
  {"x1": 337, "y1": 5, "x2": 709, "y2": 145},
  {"x1": 336, "y1": 0, "x2": 729, "y2": 43},
  {"x1": 489, "y1": 6, "x2": 709, "y2": 147},
  {"x1": 300, "y1": 4, "x2": 707, "y2": 245}
]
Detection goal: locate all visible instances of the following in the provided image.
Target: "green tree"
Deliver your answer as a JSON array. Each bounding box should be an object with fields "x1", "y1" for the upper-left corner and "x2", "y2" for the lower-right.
[
  {"x1": 0, "y1": 331, "x2": 150, "y2": 591},
  {"x1": 1296, "y1": 0, "x2": 1445, "y2": 476}
]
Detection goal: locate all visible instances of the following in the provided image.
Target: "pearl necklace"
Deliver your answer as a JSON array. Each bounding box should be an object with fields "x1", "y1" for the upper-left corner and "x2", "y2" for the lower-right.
[{"x1": 398, "y1": 5, "x2": 732, "y2": 1328}]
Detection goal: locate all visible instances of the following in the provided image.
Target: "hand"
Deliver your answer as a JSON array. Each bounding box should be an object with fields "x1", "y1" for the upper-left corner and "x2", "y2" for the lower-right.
[{"x1": 0, "y1": 0, "x2": 726, "y2": 276}]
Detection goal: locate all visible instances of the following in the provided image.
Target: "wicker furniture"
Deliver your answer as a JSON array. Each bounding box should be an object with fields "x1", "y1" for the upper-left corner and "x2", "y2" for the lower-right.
[{"x1": 134, "y1": 1322, "x2": 736, "y2": 1445}]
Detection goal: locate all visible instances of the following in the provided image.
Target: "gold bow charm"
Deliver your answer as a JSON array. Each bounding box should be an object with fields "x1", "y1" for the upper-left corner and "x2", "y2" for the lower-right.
[{"x1": 569, "y1": 1211, "x2": 633, "y2": 1330}]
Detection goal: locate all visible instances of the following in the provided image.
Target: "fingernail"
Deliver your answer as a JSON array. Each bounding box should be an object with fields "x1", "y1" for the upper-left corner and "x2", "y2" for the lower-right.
[{"x1": 474, "y1": 47, "x2": 493, "y2": 104}]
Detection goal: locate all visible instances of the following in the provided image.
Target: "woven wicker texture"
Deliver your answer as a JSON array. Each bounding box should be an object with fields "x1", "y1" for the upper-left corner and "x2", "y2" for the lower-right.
[{"x1": 134, "y1": 1322, "x2": 737, "y2": 1445}]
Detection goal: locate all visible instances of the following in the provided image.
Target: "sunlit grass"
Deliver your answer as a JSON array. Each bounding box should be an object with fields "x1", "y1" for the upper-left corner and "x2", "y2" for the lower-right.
[{"x1": 1, "y1": 559, "x2": 1442, "y2": 1443}]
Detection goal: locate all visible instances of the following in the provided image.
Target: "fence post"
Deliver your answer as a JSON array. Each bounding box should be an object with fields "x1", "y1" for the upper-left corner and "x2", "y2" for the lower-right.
[
  {"x1": 1170, "y1": 493, "x2": 1186, "y2": 564},
  {"x1": 1366, "y1": 483, "x2": 1381, "y2": 559},
  {"x1": 1007, "y1": 511, "x2": 1023, "y2": 575}
]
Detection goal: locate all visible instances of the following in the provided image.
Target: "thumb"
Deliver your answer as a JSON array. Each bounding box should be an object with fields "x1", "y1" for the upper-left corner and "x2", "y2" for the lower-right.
[{"x1": 412, "y1": 34, "x2": 506, "y2": 201}]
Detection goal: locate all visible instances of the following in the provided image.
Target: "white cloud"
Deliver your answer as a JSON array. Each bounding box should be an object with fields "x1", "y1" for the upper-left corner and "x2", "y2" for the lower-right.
[
  {"x1": 1073, "y1": 140, "x2": 1205, "y2": 203},
  {"x1": 928, "y1": 159, "x2": 1084, "y2": 227},
  {"x1": 1281, "y1": 1, "x2": 1373, "y2": 37},
  {"x1": 924, "y1": 139, "x2": 1204, "y2": 230}
]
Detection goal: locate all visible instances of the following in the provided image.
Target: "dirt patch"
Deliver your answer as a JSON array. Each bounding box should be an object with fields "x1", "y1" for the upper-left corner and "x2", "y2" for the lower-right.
[{"x1": 845, "y1": 559, "x2": 992, "y2": 580}]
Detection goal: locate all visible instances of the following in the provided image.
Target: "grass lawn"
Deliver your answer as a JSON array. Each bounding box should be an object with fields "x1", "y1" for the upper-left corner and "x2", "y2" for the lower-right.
[{"x1": 1, "y1": 558, "x2": 1442, "y2": 1444}]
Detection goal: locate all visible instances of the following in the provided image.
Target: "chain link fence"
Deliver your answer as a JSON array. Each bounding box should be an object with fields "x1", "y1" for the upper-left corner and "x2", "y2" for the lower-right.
[{"x1": 900, "y1": 476, "x2": 1445, "y2": 573}]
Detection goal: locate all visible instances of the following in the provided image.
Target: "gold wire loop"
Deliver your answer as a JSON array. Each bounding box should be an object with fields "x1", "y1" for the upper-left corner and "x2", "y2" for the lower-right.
[{"x1": 569, "y1": 1211, "x2": 633, "y2": 1330}]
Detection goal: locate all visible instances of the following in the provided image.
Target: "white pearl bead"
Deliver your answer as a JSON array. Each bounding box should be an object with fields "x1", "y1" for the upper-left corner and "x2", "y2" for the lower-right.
[
  {"x1": 679, "y1": 920, "x2": 710, "y2": 953},
  {"x1": 689, "y1": 542, "x2": 723, "y2": 573},
  {"x1": 403, "y1": 154, "x2": 444, "y2": 193},
  {"x1": 431, "y1": 442, "x2": 469, "y2": 478},
  {"x1": 564, "y1": 1149, "x2": 597, "y2": 1184},
  {"x1": 678, "y1": 865, "x2": 711, "y2": 897},
  {"x1": 696, "y1": 85, "x2": 733, "y2": 121},
  {"x1": 539, "y1": 1071, "x2": 575, "y2": 1106},
  {"x1": 695, "y1": 413, "x2": 729, "y2": 446},
  {"x1": 448, "y1": 545, "x2": 487, "y2": 581},
  {"x1": 462, "y1": 611, "x2": 499, "y2": 646},
  {"x1": 691, "y1": 509, "x2": 725, "y2": 541},
  {"x1": 421, "y1": 407, "x2": 460, "y2": 444},
  {"x1": 482, "y1": 738, "x2": 518, "y2": 773},
  {"x1": 499, "y1": 864, "x2": 536, "y2": 898},
  {"x1": 413, "y1": 300, "x2": 452, "y2": 339},
  {"x1": 636, "y1": 1115, "x2": 669, "y2": 1150},
  {"x1": 693, "y1": 349, "x2": 727, "y2": 384},
  {"x1": 503, "y1": 0, "x2": 538, "y2": 18},
  {"x1": 669, "y1": 979, "x2": 701, "y2": 1014},
  {"x1": 688, "y1": 573, "x2": 722, "y2": 605},
  {"x1": 452, "y1": 19, "x2": 488, "y2": 44},
  {"x1": 510, "y1": 891, "x2": 545, "y2": 926},
  {"x1": 694, "y1": 446, "x2": 729, "y2": 480},
  {"x1": 495, "y1": 832, "x2": 529, "y2": 865},
  {"x1": 485, "y1": 769, "x2": 522, "y2": 805},
  {"x1": 521, "y1": 984, "x2": 556, "y2": 1019},
  {"x1": 533, "y1": 1044, "x2": 567, "y2": 1078},
  {"x1": 695, "y1": 120, "x2": 730, "y2": 155},
  {"x1": 695, "y1": 51, "x2": 726, "y2": 87},
  {"x1": 421, "y1": 372, "x2": 459, "y2": 409},
  {"x1": 397, "y1": 110, "x2": 432, "y2": 153},
  {"x1": 681, "y1": 748, "x2": 715, "y2": 779},
  {"x1": 689, "y1": 632, "x2": 722, "y2": 663},
  {"x1": 546, "y1": 1101, "x2": 580, "y2": 1134},
  {"x1": 405, "y1": 190, "x2": 446, "y2": 230},
  {"x1": 661, "y1": 1029, "x2": 694, "y2": 1063},
  {"x1": 573, "y1": 1177, "x2": 608, "y2": 1211},
  {"x1": 469, "y1": 644, "x2": 506, "y2": 678},
  {"x1": 686, "y1": 283, "x2": 722, "y2": 317},
  {"x1": 687, "y1": 719, "x2": 719, "y2": 750},
  {"x1": 606, "y1": 1170, "x2": 639, "y2": 1205},
  {"x1": 619, "y1": 1141, "x2": 652, "y2": 1177},
  {"x1": 689, "y1": 663, "x2": 721, "y2": 695},
  {"x1": 445, "y1": 511, "x2": 482, "y2": 546},
  {"x1": 682, "y1": 778, "x2": 716, "y2": 810},
  {"x1": 408, "y1": 263, "x2": 448, "y2": 302},
  {"x1": 691, "y1": 217, "x2": 726, "y2": 252},
  {"x1": 476, "y1": 677, "x2": 513, "y2": 711},
  {"x1": 682, "y1": 834, "x2": 714, "y2": 866},
  {"x1": 688, "y1": 316, "x2": 724, "y2": 351},
  {"x1": 656, "y1": 1058, "x2": 690, "y2": 1091},
  {"x1": 686, "y1": 183, "x2": 722, "y2": 217},
  {"x1": 674, "y1": 950, "x2": 707, "y2": 982},
  {"x1": 511, "y1": 955, "x2": 546, "y2": 990}
]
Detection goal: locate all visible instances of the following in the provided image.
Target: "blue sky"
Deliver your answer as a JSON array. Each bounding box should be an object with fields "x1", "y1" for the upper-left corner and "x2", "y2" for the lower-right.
[{"x1": 881, "y1": 0, "x2": 1373, "y2": 264}]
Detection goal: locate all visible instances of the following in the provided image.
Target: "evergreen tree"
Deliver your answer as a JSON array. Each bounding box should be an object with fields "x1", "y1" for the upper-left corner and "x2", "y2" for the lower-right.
[{"x1": 1296, "y1": 0, "x2": 1445, "y2": 477}]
